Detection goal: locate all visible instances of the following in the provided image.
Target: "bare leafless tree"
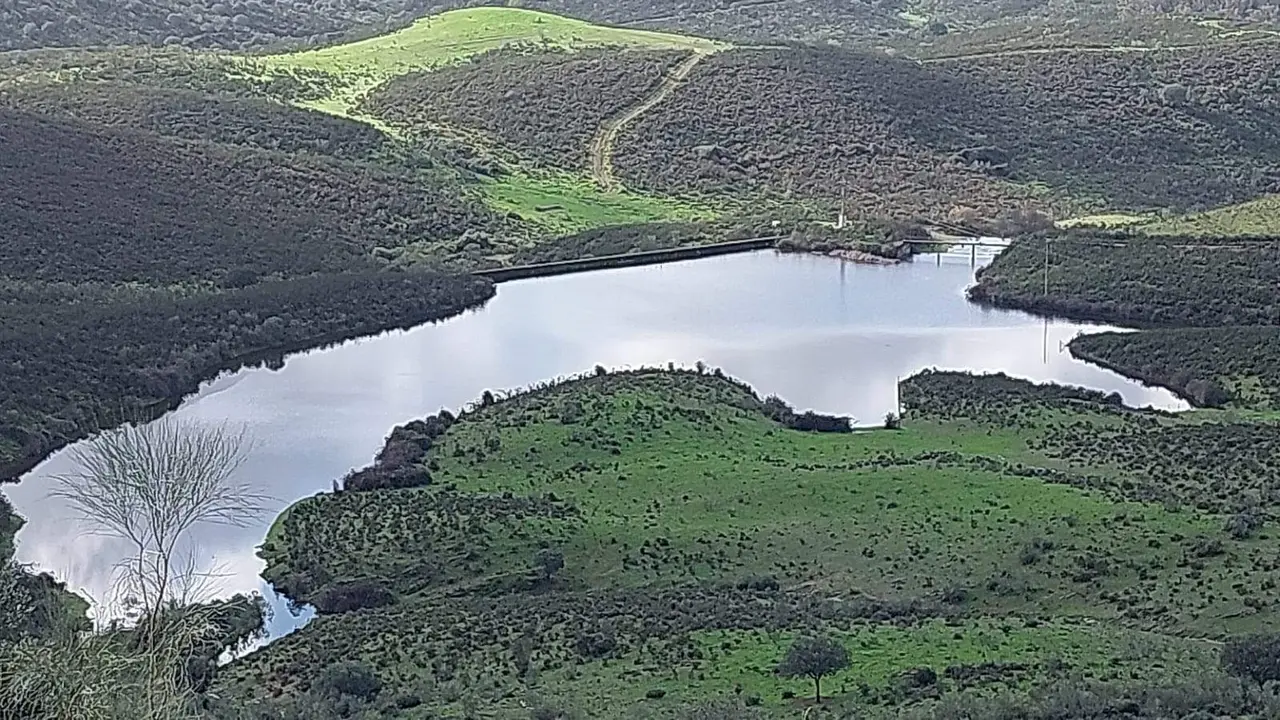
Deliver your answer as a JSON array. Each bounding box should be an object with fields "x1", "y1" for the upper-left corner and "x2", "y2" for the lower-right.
[
  {"x1": 0, "y1": 417, "x2": 273, "y2": 720},
  {"x1": 51, "y1": 417, "x2": 271, "y2": 625}
]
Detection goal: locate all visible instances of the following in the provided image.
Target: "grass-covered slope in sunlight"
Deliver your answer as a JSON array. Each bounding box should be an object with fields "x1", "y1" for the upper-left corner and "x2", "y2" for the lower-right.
[
  {"x1": 249, "y1": 7, "x2": 726, "y2": 117},
  {"x1": 261, "y1": 369, "x2": 1280, "y2": 636},
  {"x1": 1143, "y1": 196, "x2": 1280, "y2": 236},
  {"x1": 225, "y1": 368, "x2": 1280, "y2": 717}
]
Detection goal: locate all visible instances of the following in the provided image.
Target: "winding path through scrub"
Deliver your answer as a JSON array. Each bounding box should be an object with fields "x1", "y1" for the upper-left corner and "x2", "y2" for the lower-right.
[{"x1": 589, "y1": 50, "x2": 710, "y2": 190}]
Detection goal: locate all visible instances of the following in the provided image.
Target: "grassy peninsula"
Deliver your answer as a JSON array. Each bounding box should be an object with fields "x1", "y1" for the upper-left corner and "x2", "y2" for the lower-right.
[{"x1": 215, "y1": 367, "x2": 1280, "y2": 717}]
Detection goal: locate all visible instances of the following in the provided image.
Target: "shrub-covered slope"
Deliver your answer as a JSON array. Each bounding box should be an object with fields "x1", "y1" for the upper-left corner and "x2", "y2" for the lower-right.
[
  {"x1": 1, "y1": 81, "x2": 387, "y2": 160},
  {"x1": 942, "y1": 43, "x2": 1280, "y2": 210},
  {"x1": 6, "y1": 0, "x2": 1279, "y2": 53},
  {"x1": 0, "y1": 0, "x2": 451, "y2": 51},
  {"x1": 0, "y1": 107, "x2": 497, "y2": 285},
  {"x1": 613, "y1": 44, "x2": 1280, "y2": 214},
  {"x1": 1071, "y1": 327, "x2": 1280, "y2": 410},
  {"x1": 0, "y1": 272, "x2": 494, "y2": 480},
  {"x1": 0, "y1": 107, "x2": 501, "y2": 478},
  {"x1": 363, "y1": 47, "x2": 689, "y2": 171},
  {"x1": 970, "y1": 233, "x2": 1280, "y2": 409},
  {"x1": 968, "y1": 235, "x2": 1280, "y2": 329},
  {"x1": 614, "y1": 47, "x2": 1037, "y2": 218}
]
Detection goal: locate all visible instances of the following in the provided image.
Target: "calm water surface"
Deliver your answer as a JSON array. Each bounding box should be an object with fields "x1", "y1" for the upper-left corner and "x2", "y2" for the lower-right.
[{"x1": 7, "y1": 249, "x2": 1184, "y2": 640}]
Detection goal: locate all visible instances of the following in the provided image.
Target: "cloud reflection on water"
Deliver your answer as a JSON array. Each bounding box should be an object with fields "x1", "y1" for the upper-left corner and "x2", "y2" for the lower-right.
[{"x1": 5, "y1": 250, "x2": 1184, "y2": 639}]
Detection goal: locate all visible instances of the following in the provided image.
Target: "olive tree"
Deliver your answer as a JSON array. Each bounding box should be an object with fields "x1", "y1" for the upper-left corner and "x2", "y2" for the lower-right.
[
  {"x1": 535, "y1": 547, "x2": 565, "y2": 583},
  {"x1": 777, "y1": 634, "x2": 851, "y2": 703}
]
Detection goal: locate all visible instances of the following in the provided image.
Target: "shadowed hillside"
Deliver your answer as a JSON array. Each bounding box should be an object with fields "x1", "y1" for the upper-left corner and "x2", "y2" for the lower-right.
[
  {"x1": 363, "y1": 47, "x2": 691, "y2": 172},
  {"x1": 0, "y1": 107, "x2": 497, "y2": 285},
  {"x1": 0, "y1": 107, "x2": 499, "y2": 478},
  {"x1": 8, "y1": 0, "x2": 1275, "y2": 52}
]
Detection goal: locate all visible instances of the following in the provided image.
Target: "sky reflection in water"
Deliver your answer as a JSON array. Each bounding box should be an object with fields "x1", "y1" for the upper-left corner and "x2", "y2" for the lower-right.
[{"x1": 6, "y1": 249, "x2": 1184, "y2": 639}]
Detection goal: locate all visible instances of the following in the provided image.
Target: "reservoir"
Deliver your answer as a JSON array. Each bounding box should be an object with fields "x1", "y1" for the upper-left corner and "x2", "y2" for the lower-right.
[{"x1": 5, "y1": 248, "x2": 1185, "y2": 640}]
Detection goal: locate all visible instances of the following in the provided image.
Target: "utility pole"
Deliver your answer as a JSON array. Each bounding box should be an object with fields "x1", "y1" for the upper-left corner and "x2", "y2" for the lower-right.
[{"x1": 1043, "y1": 237, "x2": 1050, "y2": 296}]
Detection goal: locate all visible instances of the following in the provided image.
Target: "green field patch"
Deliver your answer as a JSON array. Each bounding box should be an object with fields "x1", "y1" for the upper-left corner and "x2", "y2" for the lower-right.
[
  {"x1": 479, "y1": 173, "x2": 721, "y2": 234},
  {"x1": 1143, "y1": 195, "x2": 1280, "y2": 236},
  {"x1": 501, "y1": 617, "x2": 1214, "y2": 713},
  {"x1": 259, "y1": 370, "x2": 1280, "y2": 636},
  {"x1": 247, "y1": 7, "x2": 725, "y2": 118},
  {"x1": 236, "y1": 370, "x2": 1280, "y2": 715},
  {"x1": 670, "y1": 619, "x2": 1211, "y2": 704},
  {"x1": 1055, "y1": 212, "x2": 1154, "y2": 229}
]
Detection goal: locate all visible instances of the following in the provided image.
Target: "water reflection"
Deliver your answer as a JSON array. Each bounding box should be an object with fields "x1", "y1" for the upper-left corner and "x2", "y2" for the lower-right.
[{"x1": 6, "y1": 250, "x2": 1185, "y2": 640}]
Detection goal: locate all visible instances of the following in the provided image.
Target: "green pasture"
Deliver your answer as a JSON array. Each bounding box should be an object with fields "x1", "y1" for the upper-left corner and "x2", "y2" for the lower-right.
[
  {"x1": 479, "y1": 173, "x2": 720, "y2": 234},
  {"x1": 247, "y1": 7, "x2": 725, "y2": 118},
  {"x1": 264, "y1": 372, "x2": 1280, "y2": 637},
  {"x1": 1142, "y1": 195, "x2": 1280, "y2": 236},
  {"x1": 601, "y1": 618, "x2": 1214, "y2": 707}
]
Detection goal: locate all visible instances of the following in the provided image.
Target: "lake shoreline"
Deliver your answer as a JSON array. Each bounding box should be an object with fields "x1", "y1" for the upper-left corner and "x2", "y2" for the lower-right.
[
  {"x1": 7, "y1": 249, "x2": 1187, "y2": 652},
  {"x1": 0, "y1": 289, "x2": 496, "y2": 484}
]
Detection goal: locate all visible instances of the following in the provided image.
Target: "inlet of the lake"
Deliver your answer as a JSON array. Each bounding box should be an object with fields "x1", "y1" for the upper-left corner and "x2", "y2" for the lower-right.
[{"x1": 5, "y1": 248, "x2": 1185, "y2": 643}]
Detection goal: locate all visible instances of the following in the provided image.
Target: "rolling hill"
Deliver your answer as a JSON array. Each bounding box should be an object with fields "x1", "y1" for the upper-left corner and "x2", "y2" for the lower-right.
[
  {"x1": 9, "y1": 3, "x2": 1280, "y2": 720},
  {"x1": 216, "y1": 367, "x2": 1280, "y2": 717},
  {"x1": 343, "y1": 32, "x2": 1280, "y2": 219},
  {"x1": 0, "y1": 106, "x2": 498, "y2": 478},
  {"x1": 0, "y1": 107, "x2": 499, "y2": 285},
  {"x1": 6, "y1": 0, "x2": 1277, "y2": 53}
]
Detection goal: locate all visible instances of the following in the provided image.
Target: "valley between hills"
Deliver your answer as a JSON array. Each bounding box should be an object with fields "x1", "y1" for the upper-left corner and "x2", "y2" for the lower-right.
[{"x1": 3, "y1": 1, "x2": 1280, "y2": 718}]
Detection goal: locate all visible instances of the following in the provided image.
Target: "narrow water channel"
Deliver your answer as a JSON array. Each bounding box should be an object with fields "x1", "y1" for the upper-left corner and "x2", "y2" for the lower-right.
[{"x1": 6, "y1": 249, "x2": 1185, "y2": 641}]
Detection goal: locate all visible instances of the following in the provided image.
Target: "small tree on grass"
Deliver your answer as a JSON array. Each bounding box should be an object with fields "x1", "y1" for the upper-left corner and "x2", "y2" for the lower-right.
[
  {"x1": 777, "y1": 634, "x2": 850, "y2": 703},
  {"x1": 534, "y1": 548, "x2": 565, "y2": 583}
]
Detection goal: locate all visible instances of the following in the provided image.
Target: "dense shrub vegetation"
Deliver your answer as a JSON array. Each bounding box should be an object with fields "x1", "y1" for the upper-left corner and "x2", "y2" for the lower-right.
[
  {"x1": 615, "y1": 47, "x2": 1039, "y2": 219},
  {"x1": 0, "y1": 271, "x2": 494, "y2": 479},
  {"x1": 1071, "y1": 328, "x2": 1280, "y2": 409},
  {"x1": 1, "y1": 81, "x2": 387, "y2": 160},
  {"x1": 525, "y1": 0, "x2": 1280, "y2": 47},
  {"x1": 510, "y1": 222, "x2": 710, "y2": 263},
  {"x1": 970, "y1": 234, "x2": 1280, "y2": 328},
  {"x1": 0, "y1": 496, "x2": 89, "y2": 642},
  {"x1": 971, "y1": 233, "x2": 1280, "y2": 407},
  {"x1": 0, "y1": 106, "x2": 499, "y2": 477},
  {"x1": 365, "y1": 48, "x2": 689, "y2": 172},
  {"x1": 942, "y1": 42, "x2": 1280, "y2": 210},
  {"x1": 613, "y1": 43, "x2": 1280, "y2": 214},
  {"x1": 5, "y1": 0, "x2": 1278, "y2": 54},
  {"x1": 0, "y1": 107, "x2": 498, "y2": 285},
  {"x1": 0, "y1": 0, "x2": 452, "y2": 51}
]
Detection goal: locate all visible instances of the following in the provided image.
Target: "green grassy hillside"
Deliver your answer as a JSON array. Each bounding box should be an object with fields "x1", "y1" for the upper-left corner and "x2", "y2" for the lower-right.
[
  {"x1": 223, "y1": 368, "x2": 1280, "y2": 717},
  {"x1": 1144, "y1": 196, "x2": 1280, "y2": 236},
  {"x1": 248, "y1": 7, "x2": 726, "y2": 119}
]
